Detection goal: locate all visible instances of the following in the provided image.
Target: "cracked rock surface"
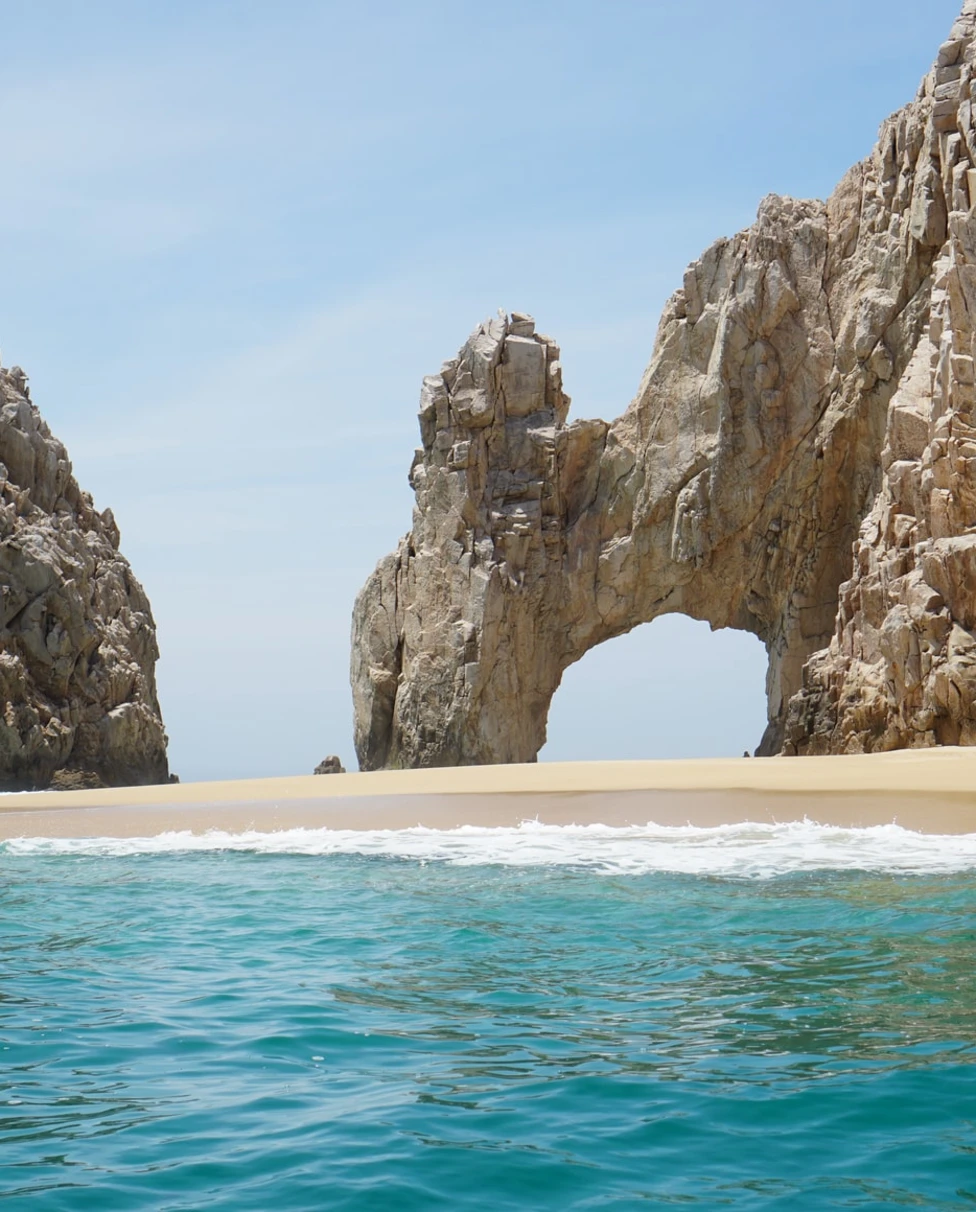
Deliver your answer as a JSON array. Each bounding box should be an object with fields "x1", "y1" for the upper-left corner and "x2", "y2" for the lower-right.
[
  {"x1": 0, "y1": 367, "x2": 168, "y2": 789},
  {"x1": 353, "y1": 1, "x2": 976, "y2": 768}
]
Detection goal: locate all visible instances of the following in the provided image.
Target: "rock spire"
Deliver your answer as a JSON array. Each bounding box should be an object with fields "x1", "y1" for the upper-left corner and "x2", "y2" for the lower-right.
[{"x1": 0, "y1": 366, "x2": 169, "y2": 789}]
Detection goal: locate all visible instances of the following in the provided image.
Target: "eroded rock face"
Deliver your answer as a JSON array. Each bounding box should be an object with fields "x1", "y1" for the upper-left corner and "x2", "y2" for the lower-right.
[
  {"x1": 0, "y1": 367, "x2": 169, "y2": 789},
  {"x1": 783, "y1": 209, "x2": 976, "y2": 751},
  {"x1": 352, "y1": 1, "x2": 976, "y2": 768}
]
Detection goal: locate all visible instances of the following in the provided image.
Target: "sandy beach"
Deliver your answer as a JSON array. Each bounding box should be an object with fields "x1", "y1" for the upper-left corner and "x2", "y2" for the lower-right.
[{"x1": 2, "y1": 749, "x2": 976, "y2": 837}]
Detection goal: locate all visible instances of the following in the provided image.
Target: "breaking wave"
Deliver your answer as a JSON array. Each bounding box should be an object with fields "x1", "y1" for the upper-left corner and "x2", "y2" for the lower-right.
[{"x1": 5, "y1": 819, "x2": 976, "y2": 877}]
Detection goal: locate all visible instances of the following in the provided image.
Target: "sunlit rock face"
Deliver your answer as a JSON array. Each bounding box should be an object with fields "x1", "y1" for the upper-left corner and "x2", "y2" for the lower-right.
[
  {"x1": 0, "y1": 366, "x2": 169, "y2": 789},
  {"x1": 352, "y1": 2, "x2": 976, "y2": 768}
]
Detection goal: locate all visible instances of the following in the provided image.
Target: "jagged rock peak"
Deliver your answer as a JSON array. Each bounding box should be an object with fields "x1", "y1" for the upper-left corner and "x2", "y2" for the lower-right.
[
  {"x1": 351, "y1": 2, "x2": 976, "y2": 768},
  {"x1": 0, "y1": 364, "x2": 169, "y2": 789}
]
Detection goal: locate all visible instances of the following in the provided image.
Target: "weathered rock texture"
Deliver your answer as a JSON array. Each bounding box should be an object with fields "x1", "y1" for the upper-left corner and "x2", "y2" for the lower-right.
[
  {"x1": 314, "y1": 755, "x2": 346, "y2": 775},
  {"x1": 353, "y1": 2, "x2": 976, "y2": 768},
  {"x1": 0, "y1": 366, "x2": 169, "y2": 789}
]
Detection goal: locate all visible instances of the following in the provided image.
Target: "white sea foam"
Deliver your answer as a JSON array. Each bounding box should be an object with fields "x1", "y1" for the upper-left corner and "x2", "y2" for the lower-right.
[{"x1": 4, "y1": 820, "x2": 976, "y2": 877}]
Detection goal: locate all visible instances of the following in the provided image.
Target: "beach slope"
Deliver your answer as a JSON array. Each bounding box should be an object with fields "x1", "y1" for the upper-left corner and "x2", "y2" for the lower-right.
[{"x1": 2, "y1": 750, "x2": 976, "y2": 837}]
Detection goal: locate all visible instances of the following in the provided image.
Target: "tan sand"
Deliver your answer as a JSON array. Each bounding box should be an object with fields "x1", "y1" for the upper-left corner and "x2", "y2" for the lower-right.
[{"x1": 1, "y1": 749, "x2": 976, "y2": 837}]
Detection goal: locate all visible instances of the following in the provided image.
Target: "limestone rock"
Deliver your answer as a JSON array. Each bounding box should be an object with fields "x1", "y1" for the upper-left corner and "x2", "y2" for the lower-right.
[
  {"x1": 352, "y1": 1, "x2": 976, "y2": 768},
  {"x1": 0, "y1": 366, "x2": 169, "y2": 789}
]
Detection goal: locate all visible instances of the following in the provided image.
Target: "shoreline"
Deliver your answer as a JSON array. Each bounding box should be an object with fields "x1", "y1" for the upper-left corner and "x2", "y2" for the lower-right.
[{"x1": 2, "y1": 750, "x2": 976, "y2": 837}]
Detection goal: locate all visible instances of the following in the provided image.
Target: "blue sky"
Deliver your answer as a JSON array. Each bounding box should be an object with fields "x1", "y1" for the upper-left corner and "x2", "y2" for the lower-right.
[{"x1": 0, "y1": 0, "x2": 962, "y2": 780}]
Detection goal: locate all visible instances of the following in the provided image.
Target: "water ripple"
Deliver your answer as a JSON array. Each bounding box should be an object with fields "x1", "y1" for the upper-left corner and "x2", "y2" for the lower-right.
[{"x1": 1, "y1": 849, "x2": 975, "y2": 1208}]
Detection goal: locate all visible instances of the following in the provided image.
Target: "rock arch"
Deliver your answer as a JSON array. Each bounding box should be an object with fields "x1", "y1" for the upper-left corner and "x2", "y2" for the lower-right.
[{"x1": 351, "y1": 2, "x2": 976, "y2": 768}]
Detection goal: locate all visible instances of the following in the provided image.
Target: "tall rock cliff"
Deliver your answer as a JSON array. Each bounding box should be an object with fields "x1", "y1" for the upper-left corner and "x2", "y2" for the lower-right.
[
  {"x1": 0, "y1": 366, "x2": 169, "y2": 789},
  {"x1": 352, "y1": 2, "x2": 976, "y2": 769}
]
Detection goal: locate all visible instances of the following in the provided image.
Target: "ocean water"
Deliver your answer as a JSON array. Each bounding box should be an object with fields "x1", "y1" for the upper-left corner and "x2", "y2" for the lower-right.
[{"x1": 2, "y1": 821, "x2": 976, "y2": 1210}]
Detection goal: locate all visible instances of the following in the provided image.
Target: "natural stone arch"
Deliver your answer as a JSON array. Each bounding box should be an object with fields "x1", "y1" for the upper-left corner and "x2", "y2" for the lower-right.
[
  {"x1": 351, "y1": 2, "x2": 976, "y2": 768},
  {"x1": 351, "y1": 191, "x2": 933, "y2": 768}
]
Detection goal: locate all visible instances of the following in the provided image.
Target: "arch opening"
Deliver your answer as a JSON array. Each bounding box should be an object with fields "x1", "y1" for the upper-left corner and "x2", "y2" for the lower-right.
[{"x1": 539, "y1": 616, "x2": 769, "y2": 762}]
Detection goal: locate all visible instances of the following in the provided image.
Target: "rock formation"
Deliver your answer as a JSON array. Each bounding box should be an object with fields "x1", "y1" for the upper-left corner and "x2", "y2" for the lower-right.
[
  {"x1": 0, "y1": 366, "x2": 169, "y2": 789},
  {"x1": 783, "y1": 211, "x2": 976, "y2": 752},
  {"x1": 352, "y1": 2, "x2": 976, "y2": 768}
]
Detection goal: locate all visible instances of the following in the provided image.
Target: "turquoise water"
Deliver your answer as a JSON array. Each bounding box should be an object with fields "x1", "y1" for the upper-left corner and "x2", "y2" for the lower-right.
[{"x1": 2, "y1": 823, "x2": 976, "y2": 1209}]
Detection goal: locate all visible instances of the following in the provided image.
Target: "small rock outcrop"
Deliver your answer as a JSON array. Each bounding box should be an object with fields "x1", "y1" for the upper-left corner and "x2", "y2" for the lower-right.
[
  {"x1": 314, "y1": 755, "x2": 345, "y2": 775},
  {"x1": 352, "y1": 2, "x2": 976, "y2": 768},
  {"x1": 0, "y1": 366, "x2": 169, "y2": 789}
]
